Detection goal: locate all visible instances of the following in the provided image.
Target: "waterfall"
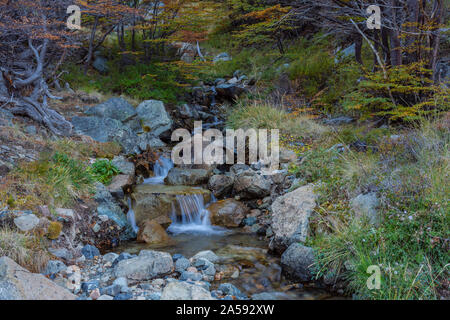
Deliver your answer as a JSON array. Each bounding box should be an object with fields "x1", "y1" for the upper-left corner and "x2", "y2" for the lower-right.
[
  {"x1": 127, "y1": 197, "x2": 139, "y2": 234},
  {"x1": 167, "y1": 194, "x2": 226, "y2": 235},
  {"x1": 143, "y1": 156, "x2": 173, "y2": 185}
]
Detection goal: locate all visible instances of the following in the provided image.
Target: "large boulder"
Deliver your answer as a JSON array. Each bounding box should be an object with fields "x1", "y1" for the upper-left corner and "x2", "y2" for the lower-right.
[
  {"x1": 165, "y1": 168, "x2": 210, "y2": 186},
  {"x1": 136, "y1": 100, "x2": 172, "y2": 137},
  {"x1": 208, "y1": 175, "x2": 234, "y2": 198},
  {"x1": 208, "y1": 199, "x2": 249, "y2": 227},
  {"x1": 107, "y1": 174, "x2": 135, "y2": 199},
  {"x1": 233, "y1": 174, "x2": 271, "y2": 199},
  {"x1": 281, "y1": 243, "x2": 316, "y2": 282},
  {"x1": 350, "y1": 193, "x2": 380, "y2": 226},
  {"x1": 161, "y1": 281, "x2": 214, "y2": 300},
  {"x1": 114, "y1": 250, "x2": 174, "y2": 281},
  {"x1": 84, "y1": 98, "x2": 136, "y2": 123},
  {"x1": 270, "y1": 184, "x2": 317, "y2": 253},
  {"x1": 0, "y1": 257, "x2": 76, "y2": 300},
  {"x1": 71, "y1": 116, "x2": 139, "y2": 154},
  {"x1": 131, "y1": 184, "x2": 211, "y2": 226},
  {"x1": 137, "y1": 220, "x2": 170, "y2": 244}
]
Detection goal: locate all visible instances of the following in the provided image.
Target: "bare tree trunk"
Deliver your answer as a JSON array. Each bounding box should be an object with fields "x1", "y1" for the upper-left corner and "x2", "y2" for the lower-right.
[
  {"x1": 85, "y1": 16, "x2": 99, "y2": 74},
  {"x1": 355, "y1": 34, "x2": 363, "y2": 64},
  {"x1": 389, "y1": 0, "x2": 403, "y2": 66}
]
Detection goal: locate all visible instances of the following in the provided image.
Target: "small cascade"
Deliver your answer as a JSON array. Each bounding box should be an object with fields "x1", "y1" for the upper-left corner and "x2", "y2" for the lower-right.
[
  {"x1": 126, "y1": 197, "x2": 139, "y2": 234},
  {"x1": 143, "y1": 156, "x2": 173, "y2": 185},
  {"x1": 167, "y1": 194, "x2": 226, "y2": 235}
]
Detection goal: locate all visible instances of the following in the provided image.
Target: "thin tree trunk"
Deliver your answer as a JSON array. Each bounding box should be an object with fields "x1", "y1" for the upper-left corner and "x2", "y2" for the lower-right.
[{"x1": 85, "y1": 16, "x2": 99, "y2": 75}]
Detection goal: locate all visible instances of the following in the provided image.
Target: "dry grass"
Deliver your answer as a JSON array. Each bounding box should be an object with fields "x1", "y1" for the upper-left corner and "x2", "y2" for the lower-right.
[{"x1": 0, "y1": 228, "x2": 50, "y2": 273}]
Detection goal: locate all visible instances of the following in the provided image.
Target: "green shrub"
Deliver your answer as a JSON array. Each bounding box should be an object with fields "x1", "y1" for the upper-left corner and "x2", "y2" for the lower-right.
[{"x1": 89, "y1": 159, "x2": 120, "y2": 185}]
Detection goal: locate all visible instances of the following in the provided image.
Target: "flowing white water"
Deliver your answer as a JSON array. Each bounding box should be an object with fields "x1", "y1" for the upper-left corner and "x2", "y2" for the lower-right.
[
  {"x1": 127, "y1": 197, "x2": 139, "y2": 234},
  {"x1": 143, "y1": 156, "x2": 174, "y2": 185},
  {"x1": 167, "y1": 194, "x2": 227, "y2": 235}
]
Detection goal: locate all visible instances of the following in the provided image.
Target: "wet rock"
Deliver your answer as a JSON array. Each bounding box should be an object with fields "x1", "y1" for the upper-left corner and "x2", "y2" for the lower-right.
[
  {"x1": 350, "y1": 193, "x2": 380, "y2": 226},
  {"x1": 208, "y1": 199, "x2": 249, "y2": 227},
  {"x1": 13, "y1": 213, "x2": 39, "y2": 232},
  {"x1": 208, "y1": 175, "x2": 234, "y2": 198},
  {"x1": 114, "y1": 292, "x2": 133, "y2": 300},
  {"x1": 165, "y1": 168, "x2": 210, "y2": 186},
  {"x1": 136, "y1": 100, "x2": 172, "y2": 137},
  {"x1": 103, "y1": 252, "x2": 119, "y2": 264},
  {"x1": 180, "y1": 271, "x2": 203, "y2": 281},
  {"x1": 82, "y1": 245, "x2": 100, "y2": 259},
  {"x1": 218, "y1": 283, "x2": 245, "y2": 299},
  {"x1": 131, "y1": 184, "x2": 211, "y2": 226},
  {"x1": 175, "y1": 258, "x2": 190, "y2": 273},
  {"x1": 270, "y1": 184, "x2": 317, "y2": 253},
  {"x1": 161, "y1": 281, "x2": 214, "y2": 300},
  {"x1": 191, "y1": 250, "x2": 219, "y2": 264},
  {"x1": 281, "y1": 243, "x2": 315, "y2": 282},
  {"x1": 107, "y1": 174, "x2": 134, "y2": 199},
  {"x1": 0, "y1": 257, "x2": 76, "y2": 300},
  {"x1": 137, "y1": 220, "x2": 170, "y2": 245},
  {"x1": 251, "y1": 292, "x2": 288, "y2": 300},
  {"x1": 234, "y1": 174, "x2": 271, "y2": 199},
  {"x1": 114, "y1": 250, "x2": 173, "y2": 281}
]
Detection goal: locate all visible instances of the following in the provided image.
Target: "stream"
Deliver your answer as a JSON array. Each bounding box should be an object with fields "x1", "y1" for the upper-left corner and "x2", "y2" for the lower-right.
[{"x1": 119, "y1": 156, "x2": 341, "y2": 300}]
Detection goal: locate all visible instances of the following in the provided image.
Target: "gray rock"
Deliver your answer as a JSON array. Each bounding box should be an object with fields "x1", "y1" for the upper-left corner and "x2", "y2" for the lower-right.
[
  {"x1": 213, "y1": 52, "x2": 231, "y2": 63},
  {"x1": 138, "y1": 133, "x2": 166, "y2": 151},
  {"x1": 208, "y1": 175, "x2": 234, "y2": 198},
  {"x1": 281, "y1": 243, "x2": 316, "y2": 282},
  {"x1": 97, "y1": 294, "x2": 114, "y2": 300},
  {"x1": 233, "y1": 174, "x2": 271, "y2": 199},
  {"x1": 13, "y1": 213, "x2": 39, "y2": 232},
  {"x1": 218, "y1": 283, "x2": 243, "y2": 297},
  {"x1": 43, "y1": 260, "x2": 67, "y2": 276},
  {"x1": 114, "y1": 250, "x2": 174, "y2": 281},
  {"x1": 136, "y1": 100, "x2": 172, "y2": 137},
  {"x1": 48, "y1": 248, "x2": 73, "y2": 261},
  {"x1": 94, "y1": 183, "x2": 135, "y2": 240},
  {"x1": 323, "y1": 116, "x2": 355, "y2": 126},
  {"x1": 103, "y1": 252, "x2": 119, "y2": 264},
  {"x1": 180, "y1": 271, "x2": 202, "y2": 281},
  {"x1": 93, "y1": 56, "x2": 109, "y2": 74},
  {"x1": 101, "y1": 284, "x2": 121, "y2": 296},
  {"x1": 190, "y1": 250, "x2": 219, "y2": 264},
  {"x1": 111, "y1": 156, "x2": 135, "y2": 176},
  {"x1": 215, "y1": 83, "x2": 247, "y2": 100},
  {"x1": 165, "y1": 168, "x2": 210, "y2": 186},
  {"x1": 350, "y1": 193, "x2": 380, "y2": 226},
  {"x1": 270, "y1": 184, "x2": 317, "y2": 253},
  {"x1": 175, "y1": 257, "x2": 190, "y2": 273},
  {"x1": 25, "y1": 125, "x2": 37, "y2": 135},
  {"x1": 0, "y1": 109, "x2": 14, "y2": 126},
  {"x1": 81, "y1": 245, "x2": 100, "y2": 259},
  {"x1": 0, "y1": 256, "x2": 76, "y2": 300},
  {"x1": 71, "y1": 116, "x2": 139, "y2": 154},
  {"x1": 251, "y1": 292, "x2": 288, "y2": 300},
  {"x1": 85, "y1": 98, "x2": 137, "y2": 123},
  {"x1": 161, "y1": 281, "x2": 214, "y2": 300}
]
